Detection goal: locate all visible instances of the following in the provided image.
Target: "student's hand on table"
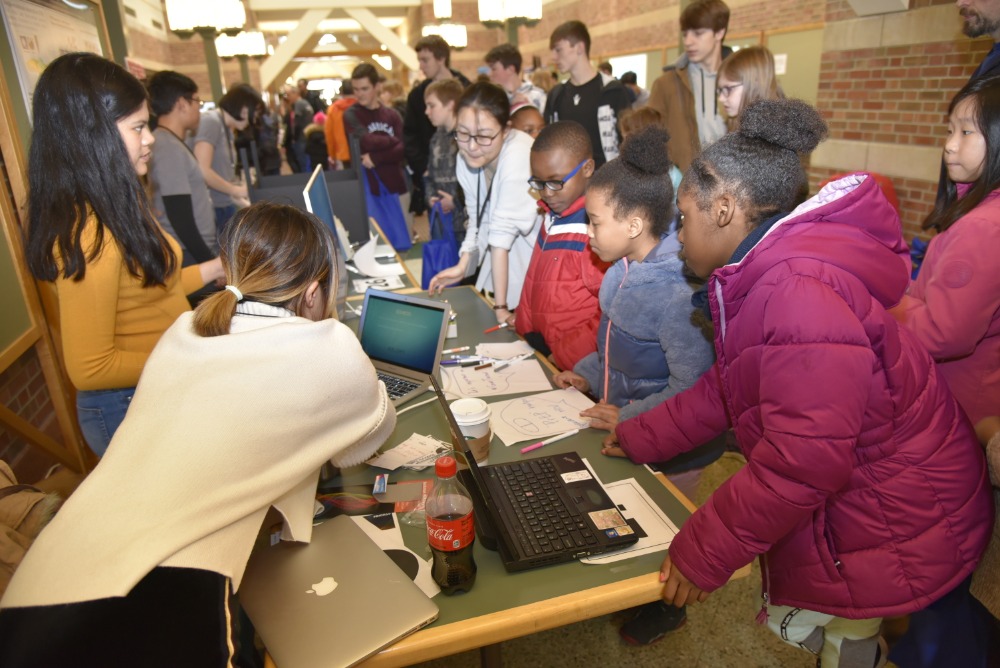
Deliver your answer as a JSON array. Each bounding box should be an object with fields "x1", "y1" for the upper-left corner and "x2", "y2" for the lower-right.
[
  {"x1": 493, "y1": 307, "x2": 512, "y2": 324},
  {"x1": 231, "y1": 183, "x2": 249, "y2": 201},
  {"x1": 581, "y1": 402, "x2": 620, "y2": 432},
  {"x1": 600, "y1": 431, "x2": 627, "y2": 458},
  {"x1": 552, "y1": 370, "x2": 590, "y2": 393},
  {"x1": 232, "y1": 195, "x2": 250, "y2": 210},
  {"x1": 660, "y1": 553, "x2": 709, "y2": 607},
  {"x1": 504, "y1": 312, "x2": 517, "y2": 327},
  {"x1": 361, "y1": 153, "x2": 375, "y2": 169},
  {"x1": 428, "y1": 265, "x2": 464, "y2": 295},
  {"x1": 975, "y1": 416, "x2": 1000, "y2": 447}
]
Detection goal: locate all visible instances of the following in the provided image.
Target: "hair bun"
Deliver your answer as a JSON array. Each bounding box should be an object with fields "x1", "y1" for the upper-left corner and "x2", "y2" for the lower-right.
[
  {"x1": 738, "y1": 98, "x2": 828, "y2": 154},
  {"x1": 621, "y1": 125, "x2": 673, "y2": 176}
]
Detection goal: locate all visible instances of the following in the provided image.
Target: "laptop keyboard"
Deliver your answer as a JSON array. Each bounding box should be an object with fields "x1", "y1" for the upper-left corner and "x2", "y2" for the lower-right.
[
  {"x1": 488, "y1": 459, "x2": 600, "y2": 557},
  {"x1": 376, "y1": 372, "x2": 420, "y2": 399}
]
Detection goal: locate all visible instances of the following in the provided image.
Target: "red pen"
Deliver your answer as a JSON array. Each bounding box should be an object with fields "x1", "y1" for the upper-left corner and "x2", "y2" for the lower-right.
[{"x1": 483, "y1": 322, "x2": 510, "y2": 334}]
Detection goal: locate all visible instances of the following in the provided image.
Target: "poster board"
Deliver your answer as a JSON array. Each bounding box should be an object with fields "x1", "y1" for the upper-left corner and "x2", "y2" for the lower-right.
[{"x1": 0, "y1": 0, "x2": 110, "y2": 150}]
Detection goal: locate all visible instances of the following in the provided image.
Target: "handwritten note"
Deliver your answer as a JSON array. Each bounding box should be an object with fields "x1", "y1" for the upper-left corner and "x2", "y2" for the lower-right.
[
  {"x1": 489, "y1": 387, "x2": 594, "y2": 446},
  {"x1": 475, "y1": 341, "x2": 534, "y2": 360},
  {"x1": 442, "y1": 359, "x2": 552, "y2": 398}
]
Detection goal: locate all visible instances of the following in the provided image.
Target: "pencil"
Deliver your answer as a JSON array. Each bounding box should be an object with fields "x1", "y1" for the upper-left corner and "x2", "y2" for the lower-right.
[{"x1": 520, "y1": 429, "x2": 581, "y2": 454}]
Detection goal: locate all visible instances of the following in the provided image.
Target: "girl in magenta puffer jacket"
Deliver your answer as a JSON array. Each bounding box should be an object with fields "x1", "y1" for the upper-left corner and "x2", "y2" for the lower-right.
[{"x1": 602, "y1": 99, "x2": 993, "y2": 668}]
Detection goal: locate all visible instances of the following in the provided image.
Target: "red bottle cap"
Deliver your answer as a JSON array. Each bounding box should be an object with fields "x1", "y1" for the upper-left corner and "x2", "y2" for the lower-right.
[{"x1": 435, "y1": 455, "x2": 457, "y2": 478}]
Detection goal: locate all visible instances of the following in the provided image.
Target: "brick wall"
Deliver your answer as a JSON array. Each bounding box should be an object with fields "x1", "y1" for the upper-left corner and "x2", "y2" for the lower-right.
[
  {"x1": 729, "y1": 0, "x2": 824, "y2": 34},
  {"x1": 0, "y1": 349, "x2": 60, "y2": 481},
  {"x1": 814, "y1": 1, "x2": 990, "y2": 240}
]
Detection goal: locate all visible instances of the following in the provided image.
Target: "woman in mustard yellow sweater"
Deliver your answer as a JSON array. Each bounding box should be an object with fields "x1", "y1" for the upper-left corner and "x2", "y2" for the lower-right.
[{"x1": 24, "y1": 53, "x2": 223, "y2": 456}]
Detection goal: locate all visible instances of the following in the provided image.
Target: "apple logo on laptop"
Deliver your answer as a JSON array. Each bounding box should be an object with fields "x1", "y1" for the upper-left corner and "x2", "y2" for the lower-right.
[{"x1": 306, "y1": 577, "x2": 338, "y2": 596}]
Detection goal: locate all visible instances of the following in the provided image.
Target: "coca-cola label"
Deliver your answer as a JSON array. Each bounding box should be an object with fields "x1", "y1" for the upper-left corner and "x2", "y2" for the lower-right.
[{"x1": 426, "y1": 512, "x2": 475, "y2": 551}]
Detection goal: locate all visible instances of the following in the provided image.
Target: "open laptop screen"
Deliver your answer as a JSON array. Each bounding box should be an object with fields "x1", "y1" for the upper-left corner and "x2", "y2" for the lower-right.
[
  {"x1": 303, "y1": 165, "x2": 354, "y2": 260},
  {"x1": 359, "y1": 292, "x2": 446, "y2": 374}
]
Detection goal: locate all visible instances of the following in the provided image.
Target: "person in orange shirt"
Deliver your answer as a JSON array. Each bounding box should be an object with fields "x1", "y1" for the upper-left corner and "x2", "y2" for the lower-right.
[
  {"x1": 325, "y1": 80, "x2": 358, "y2": 169},
  {"x1": 24, "y1": 53, "x2": 223, "y2": 456}
]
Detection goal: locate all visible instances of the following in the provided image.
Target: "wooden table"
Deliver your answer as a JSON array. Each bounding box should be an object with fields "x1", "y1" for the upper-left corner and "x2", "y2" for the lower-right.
[{"x1": 264, "y1": 286, "x2": 748, "y2": 668}]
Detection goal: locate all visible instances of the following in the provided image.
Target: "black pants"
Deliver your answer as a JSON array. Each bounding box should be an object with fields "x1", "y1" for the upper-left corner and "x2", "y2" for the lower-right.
[{"x1": 0, "y1": 567, "x2": 235, "y2": 668}]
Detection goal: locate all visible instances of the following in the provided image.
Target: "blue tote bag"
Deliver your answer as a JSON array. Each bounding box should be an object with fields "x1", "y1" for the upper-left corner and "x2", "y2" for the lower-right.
[
  {"x1": 363, "y1": 168, "x2": 412, "y2": 252},
  {"x1": 421, "y1": 202, "x2": 460, "y2": 290}
]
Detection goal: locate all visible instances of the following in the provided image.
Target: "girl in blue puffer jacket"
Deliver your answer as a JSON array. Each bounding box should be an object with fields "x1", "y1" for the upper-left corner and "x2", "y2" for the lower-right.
[{"x1": 553, "y1": 125, "x2": 721, "y2": 645}]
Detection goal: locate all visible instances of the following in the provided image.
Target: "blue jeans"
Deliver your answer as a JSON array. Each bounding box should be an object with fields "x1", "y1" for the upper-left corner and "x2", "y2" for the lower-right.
[
  {"x1": 214, "y1": 205, "x2": 237, "y2": 236},
  {"x1": 76, "y1": 387, "x2": 134, "y2": 457}
]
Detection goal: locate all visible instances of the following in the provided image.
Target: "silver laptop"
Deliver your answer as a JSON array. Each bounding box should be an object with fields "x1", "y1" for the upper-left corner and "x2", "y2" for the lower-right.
[
  {"x1": 358, "y1": 289, "x2": 450, "y2": 405},
  {"x1": 238, "y1": 515, "x2": 439, "y2": 668},
  {"x1": 303, "y1": 164, "x2": 355, "y2": 261}
]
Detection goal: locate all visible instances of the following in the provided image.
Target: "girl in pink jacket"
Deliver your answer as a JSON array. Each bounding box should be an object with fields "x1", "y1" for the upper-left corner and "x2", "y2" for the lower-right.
[
  {"x1": 895, "y1": 75, "x2": 1000, "y2": 426},
  {"x1": 603, "y1": 99, "x2": 992, "y2": 668}
]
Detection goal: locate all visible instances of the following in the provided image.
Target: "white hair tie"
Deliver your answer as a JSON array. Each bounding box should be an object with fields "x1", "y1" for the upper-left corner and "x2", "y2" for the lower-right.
[{"x1": 224, "y1": 285, "x2": 244, "y2": 302}]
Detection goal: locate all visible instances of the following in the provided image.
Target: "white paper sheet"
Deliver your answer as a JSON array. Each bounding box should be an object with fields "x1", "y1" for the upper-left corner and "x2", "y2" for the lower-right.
[
  {"x1": 475, "y1": 341, "x2": 534, "y2": 360},
  {"x1": 352, "y1": 236, "x2": 405, "y2": 277},
  {"x1": 366, "y1": 434, "x2": 450, "y2": 470},
  {"x1": 489, "y1": 387, "x2": 594, "y2": 446},
  {"x1": 441, "y1": 359, "x2": 552, "y2": 398},
  {"x1": 580, "y1": 478, "x2": 679, "y2": 564},
  {"x1": 350, "y1": 514, "x2": 440, "y2": 597},
  {"x1": 352, "y1": 275, "x2": 404, "y2": 292}
]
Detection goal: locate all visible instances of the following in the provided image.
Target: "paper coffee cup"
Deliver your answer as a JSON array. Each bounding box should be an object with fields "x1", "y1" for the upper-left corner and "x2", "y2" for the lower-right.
[{"x1": 450, "y1": 398, "x2": 492, "y2": 463}]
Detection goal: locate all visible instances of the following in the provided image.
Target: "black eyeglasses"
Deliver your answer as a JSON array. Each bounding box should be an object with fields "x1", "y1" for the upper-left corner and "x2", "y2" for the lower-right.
[
  {"x1": 528, "y1": 159, "x2": 588, "y2": 192},
  {"x1": 717, "y1": 83, "x2": 743, "y2": 98},
  {"x1": 453, "y1": 129, "x2": 502, "y2": 146}
]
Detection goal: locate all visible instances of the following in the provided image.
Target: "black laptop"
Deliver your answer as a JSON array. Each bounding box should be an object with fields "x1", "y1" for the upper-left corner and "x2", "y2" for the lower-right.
[{"x1": 429, "y1": 377, "x2": 639, "y2": 572}]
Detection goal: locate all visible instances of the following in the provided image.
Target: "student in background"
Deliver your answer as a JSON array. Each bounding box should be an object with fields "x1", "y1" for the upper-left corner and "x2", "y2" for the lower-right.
[
  {"x1": 485, "y1": 43, "x2": 547, "y2": 113},
  {"x1": 423, "y1": 78, "x2": 468, "y2": 243},
  {"x1": 325, "y1": 81, "x2": 357, "y2": 170},
  {"x1": 0, "y1": 202, "x2": 395, "y2": 665},
  {"x1": 888, "y1": 72, "x2": 1000, "y2": 668},
  {"x1": 514, "y1": 121, "x2": 608, "y2": 371},
  {"x1": 304, "y1": 111, "x2": 329, "y2": 172},
  {"x1": 404, "y1": 35, "x2": 472, "y2": 217},
  {"x1": 147, "y1": 71, "x2": 218, "y2": 266},
  {"x1": 282, "y1": 84, "x2": 312, "y2": 174},
  {"x1": 604, "y1": 99, "x2": 992, "y2": 667},
  {"x1": 427, "y1": 83, "x2": 540, "y2": 322},
  {"x1": 552, "y1": 125, "x2": 717, "y2": 645},
  {"x1": 23, "y1": 53, "x2": 223, "y2": 456},
  {"x1": 647, "y1": 0, "x2": 732, "y2": 171},
  {"x1": 510, "y1": 102, "x2": 545, "y2": 139},
  {"x1": 545, "y1": 20, "x2": 631, "y2": 166},
  {"x1": 618, "y1": 106, "x2": 684, "y2": 204},
  {"x1": 344, "y1": 63, "x2": 408, "y2": 246},
  {"x1": 716, "y1": 45, "x2": 783, "y2": 131},
  {"x1": 191, "y1": 83, "x2": 260, "y2": 230}
]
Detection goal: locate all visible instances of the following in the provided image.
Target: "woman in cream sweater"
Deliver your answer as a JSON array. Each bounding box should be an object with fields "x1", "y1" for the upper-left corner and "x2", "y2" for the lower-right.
[{"x1": 0, "y1": 202, "x2": 395, "y2": 666}]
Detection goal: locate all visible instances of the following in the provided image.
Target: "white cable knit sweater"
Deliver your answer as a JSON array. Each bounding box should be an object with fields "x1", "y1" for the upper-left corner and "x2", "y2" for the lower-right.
[{"x1": 1, "y1": 304, "x2": 395, "y2": 608}]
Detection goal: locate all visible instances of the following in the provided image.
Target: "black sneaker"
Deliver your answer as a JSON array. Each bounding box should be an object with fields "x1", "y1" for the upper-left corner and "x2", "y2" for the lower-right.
[{"x1": 619, "y1": 602, "x2": 687, "y2": 646}]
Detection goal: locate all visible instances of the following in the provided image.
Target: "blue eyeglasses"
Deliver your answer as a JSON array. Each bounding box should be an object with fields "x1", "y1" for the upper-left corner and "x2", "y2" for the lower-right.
[{"x1": 528, "y1": 159, "x2": 589, "y2": 192}]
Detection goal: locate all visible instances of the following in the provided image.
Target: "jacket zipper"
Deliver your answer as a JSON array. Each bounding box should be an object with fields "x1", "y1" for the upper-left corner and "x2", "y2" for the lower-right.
[{"x1": 756, "y1": 553, "x2": 770, "y2": 625}]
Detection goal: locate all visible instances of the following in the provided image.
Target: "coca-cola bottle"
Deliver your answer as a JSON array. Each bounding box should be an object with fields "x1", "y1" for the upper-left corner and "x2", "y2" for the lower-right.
[{"x1": 426, "y1": 455, "x2": 477, "y2": 594}]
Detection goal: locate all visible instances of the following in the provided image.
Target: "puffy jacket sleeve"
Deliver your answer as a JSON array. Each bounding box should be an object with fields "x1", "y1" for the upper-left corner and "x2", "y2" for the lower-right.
[
  {"x1": 548, "y1": 247, "x2": 608, "y2": 371},
  {"x1": 664, "y1": 276, "x2": 874, "y2": 591},
  {"x1": 619, "y1": 275, "x2": 712, "y2": 421},
  {"x1": 893, "y1": 213, "x2": 1000, "y2": 361}
]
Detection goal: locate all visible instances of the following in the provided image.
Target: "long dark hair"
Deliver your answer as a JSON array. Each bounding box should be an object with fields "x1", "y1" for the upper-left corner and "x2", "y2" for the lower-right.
[
  {"x1": 26, "y1": 52, "x2": 176, "y2": 285},
  {"x1": 924, "y1": 75, "x2": 1000, "y2": 232}
]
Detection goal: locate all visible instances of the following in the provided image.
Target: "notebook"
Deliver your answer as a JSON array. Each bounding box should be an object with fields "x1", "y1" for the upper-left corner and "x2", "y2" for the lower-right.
[
  {"x1": 238, "y1": 515, "x2": 439, "y2": 668},
  {"x1": 358, "y1": 289, "x2": 450, "y2": 405},
  {"x1": 429, "y1": 376, "x2": 639, "y2": 572}
]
